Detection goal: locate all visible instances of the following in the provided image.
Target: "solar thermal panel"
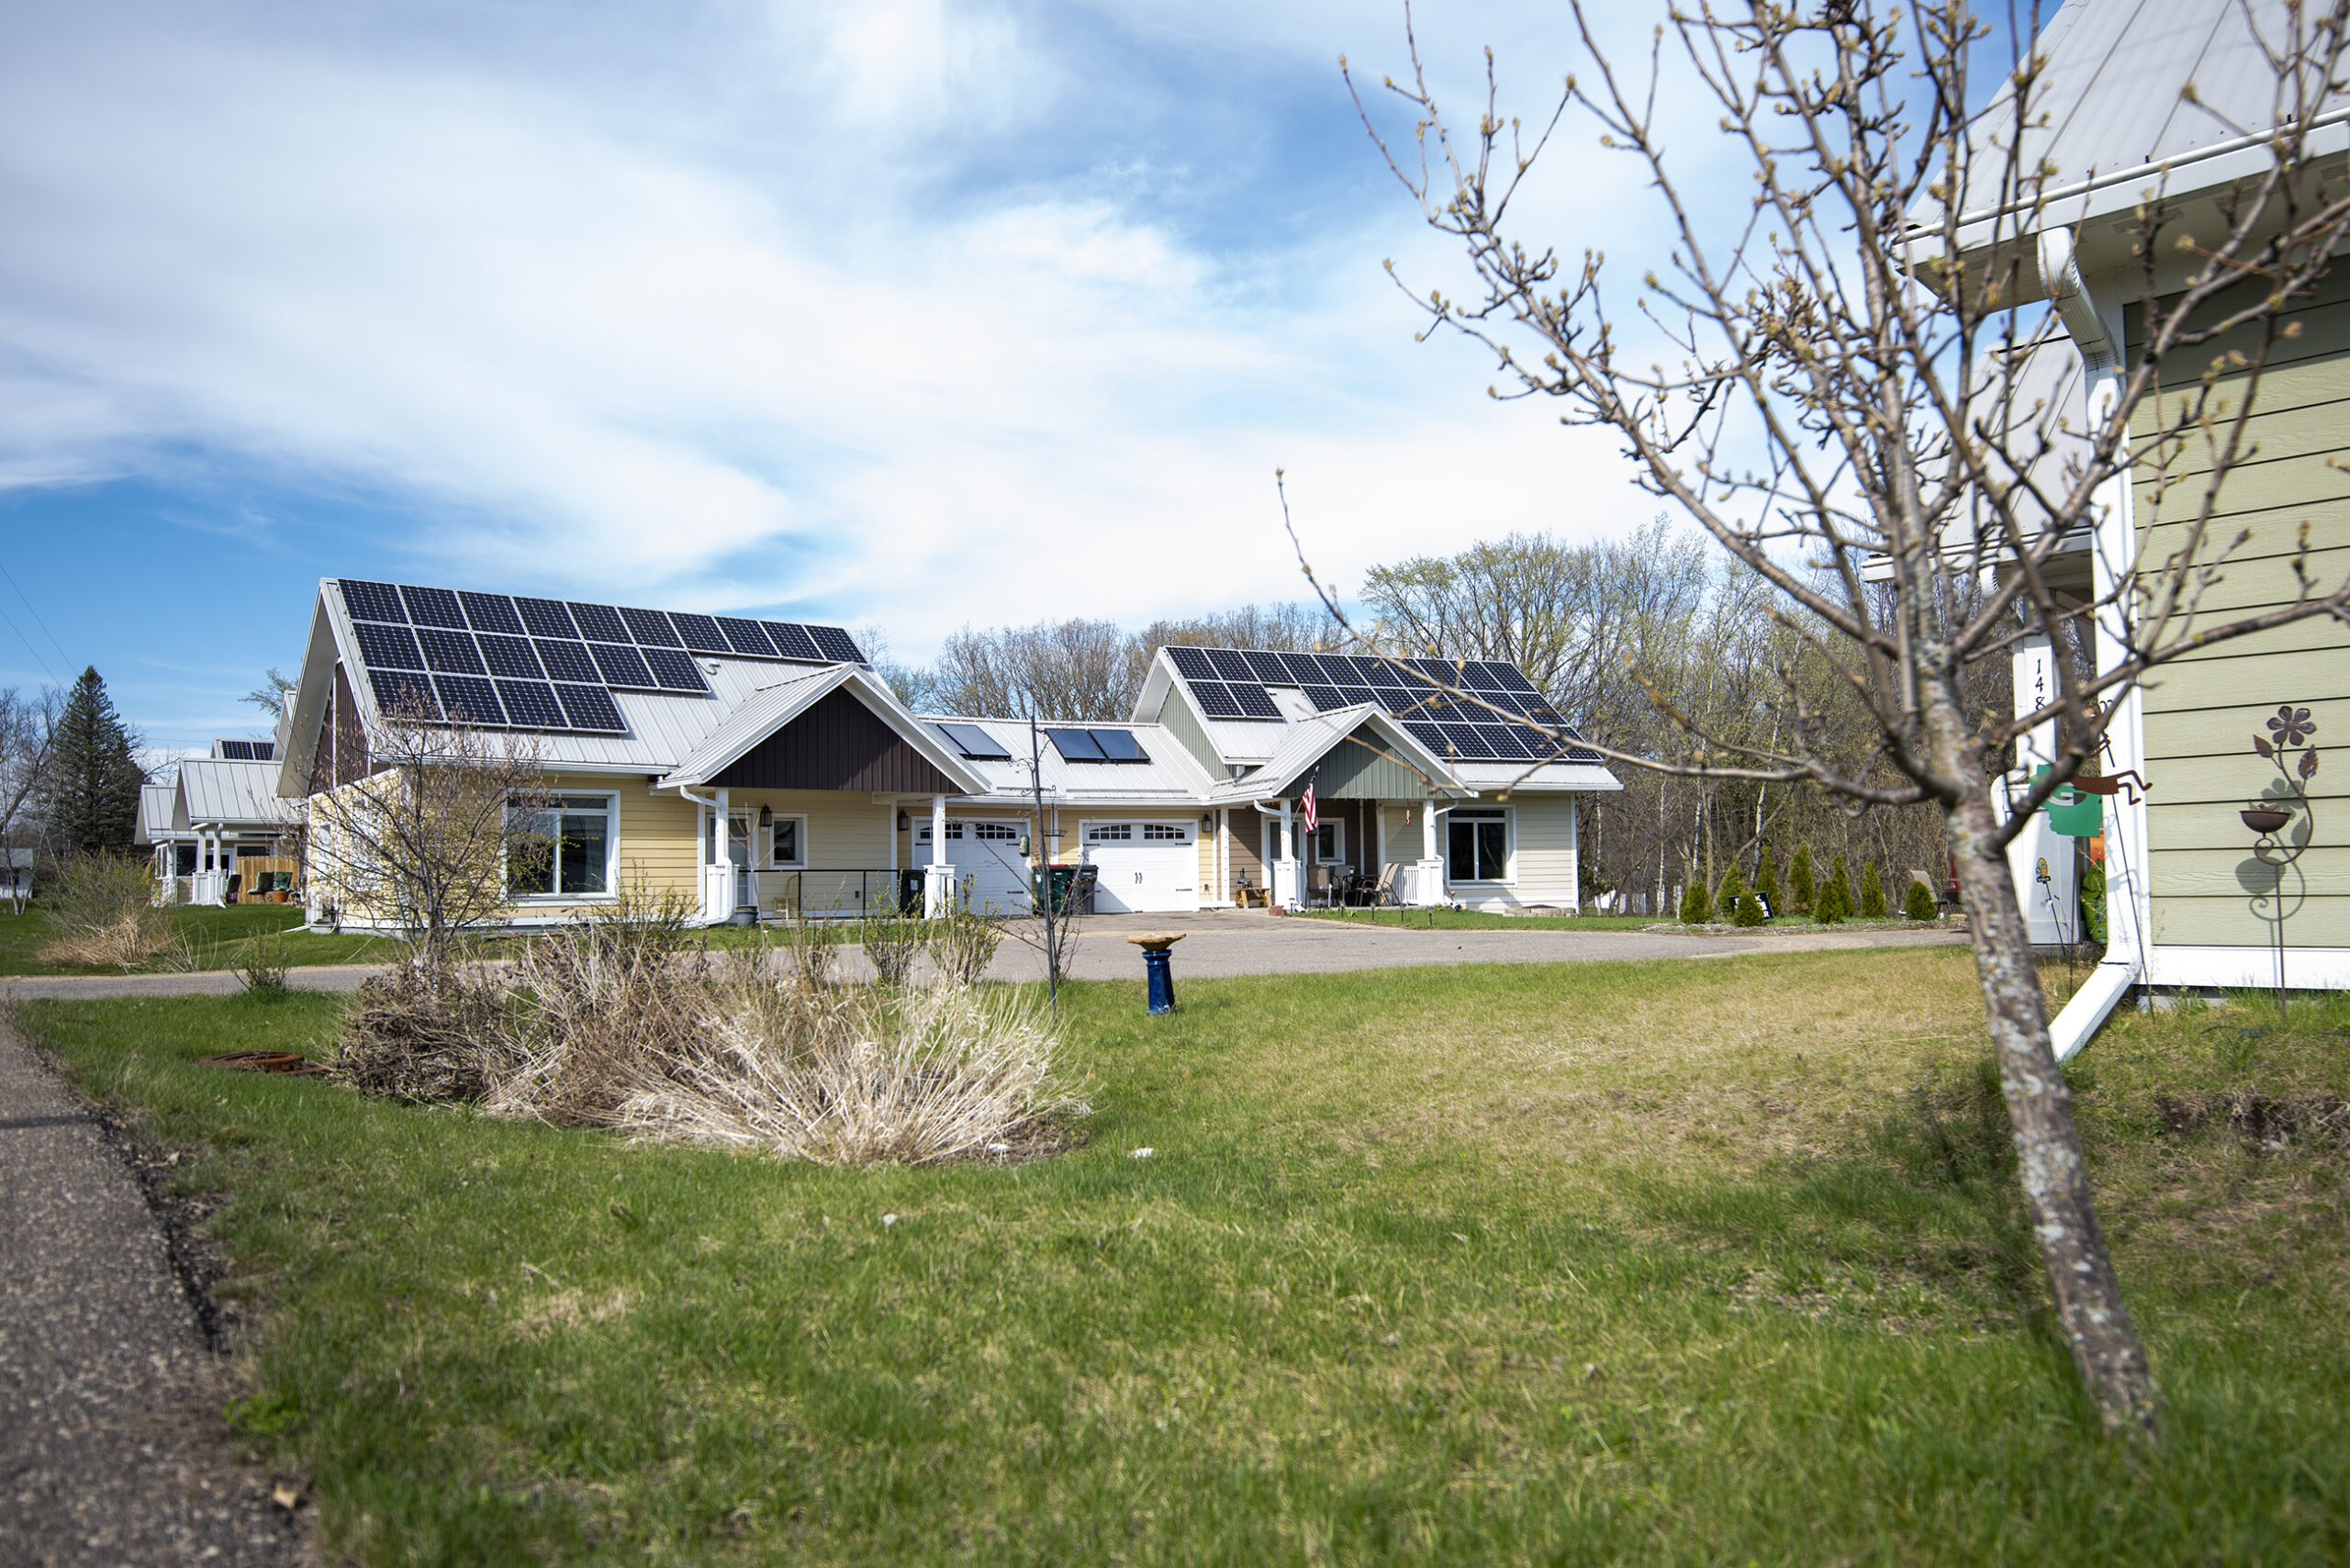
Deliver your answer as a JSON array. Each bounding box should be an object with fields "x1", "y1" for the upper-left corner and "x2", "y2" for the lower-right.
[
  {"x1": 340, "y1": 579, "x2": 408, "y2": 622},
  {"x1": 514, "y1": 597, "x2": 578, "y2": 638},
  {"x1": 671, "y1": 612, "x2": 728, "y2": 653},
  {"x1": 433, "y1": 675, "x2": 505, "y2": 725},
  {"x1": 588, "y1": 643, "x2": 655, "y2": 689},
  {"x1": 1242, "y1": 651, "x2": 1290, "y2": 683},
  {"x1": 1046, "y1": 727, "x2": 1106, "y2": 761},
  {"x1": 477, "y1": 634, "x2": 545, "y2": 680},
  {"x1": 369, "y1": 670, "x2": 441, "y2": 718},
  {"x1": 554, "y1": 684, "x2": 626, "y2": 732},
  {"x1": 717, "y1": 617, "x2": 776, "y2": 657},
  {"x1": 935, "y1": 722, "x2": 1012, "y2": 760},
  {"x1": 765, "y1": 622, "x2": 822, "y2": 661},
  {"x1": 1191, "y1": 681, "x2": 1244, "y2": 717},
  {"x1": 1231, "y1": 683, "x2": 1282, "y2": 719},
  {"x1": 458, "y1": 592, "x2": 525, "y2": 635},
  {"x1": 352, "y1": 622, "x2": 424, "y2": 670},
  {"x1": 809, "y1": 625, "x2": 864, "y2": 663},
  {"x1": 640, "y1": 647, "x2": 709, "y2": 692},
  {"x1": 620, "y1": 607, "x2": 681, "y2": 645},
  {"x1": 567, "y1": 602, "x2": 628, "y2": 644},
  {"x1": 1092, "y1": 730, "x2": 1147, "y2": 762},
  {"x1": 414, "y1": 627, "x2": 486, "y2": 674},
  {"x1": 496, "y1": 681, "x2": 567, "y2": 730},
  {"x1": 399, "y1": 586, "x2": 466, "y2": 628},
  {"x1": 1168, "y1": 646, "x2": 1215, "y2": 681},
  {"x1": 1302, "y1": 685, "x2": 1348, "y2": 712},
  {"x1": 218, "y1": 741, "x2": 252, "y2": 760},
  {"x1": 1205, "y1": 648, "x2": 1254, "y2": 682},
  {"x1": 533, "y1": 640, "x2": 599, "y2": 684}
]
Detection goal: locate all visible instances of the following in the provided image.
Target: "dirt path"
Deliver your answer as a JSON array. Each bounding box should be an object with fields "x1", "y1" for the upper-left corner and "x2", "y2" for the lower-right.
[{"x1": 0, "y1": 1016, "x2": 305, "y2": 1565}]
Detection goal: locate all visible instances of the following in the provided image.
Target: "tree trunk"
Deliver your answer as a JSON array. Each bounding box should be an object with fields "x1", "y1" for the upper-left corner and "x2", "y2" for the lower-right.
[{"x1": 1946, "y1": 781, "x2": 2162, "y2": 1438}]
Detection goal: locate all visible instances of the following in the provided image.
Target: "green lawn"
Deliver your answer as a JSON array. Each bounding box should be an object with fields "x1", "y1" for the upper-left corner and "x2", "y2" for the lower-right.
[
  {"x1": 1292, "y1": 907, "x2": 1660, "y2": 931},
  {"x1": 19, "y1": 952, "x2": 2350, "y2": 1563},
  {"x1": 0, "y1": 902, "x2": 401, "y2": 975}
]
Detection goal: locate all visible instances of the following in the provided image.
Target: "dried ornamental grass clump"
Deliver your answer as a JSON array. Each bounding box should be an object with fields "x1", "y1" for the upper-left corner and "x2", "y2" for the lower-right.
[{"x1": 36, "y1": 854, "x2": 177, "y2": 969}]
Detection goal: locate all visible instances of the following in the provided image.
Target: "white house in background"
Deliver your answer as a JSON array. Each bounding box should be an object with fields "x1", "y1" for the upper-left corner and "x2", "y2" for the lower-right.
[{"x1": 145, "y1": 739, "x2": 297, "y2": 905}]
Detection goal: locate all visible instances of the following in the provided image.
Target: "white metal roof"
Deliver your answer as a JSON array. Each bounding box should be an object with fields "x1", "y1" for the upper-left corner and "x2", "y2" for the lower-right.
[
  {"x1": 176, "y1": 759, "x2": 298, "y2": 829},
  {"x1": 135, "y1": 783, "x2": 183, "y2": 844},
  {"x1": 919, "y1": 715, "x2": 1224, "y2": 803}
]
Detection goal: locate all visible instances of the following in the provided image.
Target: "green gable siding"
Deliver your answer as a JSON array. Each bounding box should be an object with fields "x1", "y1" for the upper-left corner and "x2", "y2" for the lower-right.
[
  {"x1": 1311, "y1": 726, "x2": 1436, "y2": 800},
  {"x1": 1152, "y1": 685, "x2": 1228, "y2": 779},
  {"x1": 2127, "y1": 271, "x2": 2350, "y2": 950}
]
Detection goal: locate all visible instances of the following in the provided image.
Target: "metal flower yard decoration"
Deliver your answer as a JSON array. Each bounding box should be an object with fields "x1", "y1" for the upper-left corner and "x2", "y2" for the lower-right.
[{"x1": 2244, "y1": 705, "x2": 2321, "y2": 1005}]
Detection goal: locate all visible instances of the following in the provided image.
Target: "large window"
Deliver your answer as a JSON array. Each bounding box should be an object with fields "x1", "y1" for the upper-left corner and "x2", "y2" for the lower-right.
[
  {"x1": 509, "y1": 793, "x2": 614, "y2": 899},
  {"x1": 1447, "y1": 808, "x2": 1510, "y2": 883}
]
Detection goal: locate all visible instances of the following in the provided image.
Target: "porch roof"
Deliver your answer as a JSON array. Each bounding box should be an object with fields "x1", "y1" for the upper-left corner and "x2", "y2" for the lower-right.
[
  {"x1": 914, "y1": 714, "x2": 1223, "y2": 805},
  {"x1": 655, "y1": 666, "x2": 991, "y2": 795},
  {"x1": 175, "y1": 759, "x2": 299, "y2": 830},
  {"x1": 1207, "y1": 707, "x2": 1466, "y2": 804}
]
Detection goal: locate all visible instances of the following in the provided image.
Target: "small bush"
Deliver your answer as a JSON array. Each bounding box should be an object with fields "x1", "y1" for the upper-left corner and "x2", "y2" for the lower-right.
[
  {"x1": 1754, "y1": 849, "x2": 1782, "y2": 914},
  {"x1": 1859, "y1": 861, "x2": 1888, "y2": 919},
  {"x1": 1678, "y1": 880, "x2": 1714, "y2": 924},
  {"x1": 1815, "y1": 854, "x2": 1852, "y2": 924},
  {"x1": 236, "y1": 930, "x2": 290, "y2": 996},
  {"x1": 1733, "y1": 890, "x2": 1767, "y2": 927},
  {"x1": 931, "y1": 905, "x2": 1004, "y2": 986},
  {"x1": 36, "y1": 854, "x2": 175, "y2": 969},
  {"x1": 1717, "y1": 862, "x2": 1748, "y2": 912},
  {"x1": 1788, "y1": 846, "x2": 1815, "y2": 912},
  {"x1": 859, "y1": 910, "x2": 925, "y2": 988},
  {"x1": 1903, "y1": 879, "x2": 1939, "y2": 922}
]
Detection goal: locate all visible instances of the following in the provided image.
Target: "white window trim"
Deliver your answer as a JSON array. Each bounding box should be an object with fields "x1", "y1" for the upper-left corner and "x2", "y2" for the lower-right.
[
  {"x1": 769, "y1": 812, "x2": 808, "y2": 868},
  {"x1": 509, "y1": 790, "x2": 621, "y2": 904},
  {"x1": 1446, "y1": 805, "x2": 1515, "y2": 886},
  {"x1": 1310, "y1": 819, "x2": 1345, "y2": 865}
]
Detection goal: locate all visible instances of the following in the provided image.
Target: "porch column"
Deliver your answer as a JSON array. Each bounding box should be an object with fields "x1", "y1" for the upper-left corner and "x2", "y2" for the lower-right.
[
  {"x1": 1415, "y1": 797, "x2": 1447, "y2": 908},
  {"x1": 924, "y1": 793, "x2": 954, "y2": 917},
  {"x1": 714, "y1": 788, "x2": 735, "y2": 921},
  {"x1": 1274, "y1": 799, "x2": 1298, "y2": 910},
  {"x1": 1217, "y1": 809, "x2": 1230, "y2": 906}
]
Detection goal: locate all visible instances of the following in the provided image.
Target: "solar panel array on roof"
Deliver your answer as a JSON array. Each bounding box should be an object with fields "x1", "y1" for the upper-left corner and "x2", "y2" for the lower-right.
[
  {"x1": 1165, "y1": 644, "x2": 1599, "y2": 760},
  {"x1": 334, "y1": 579, "x2": 869, "y2": 736},
  {"x1": 934, "y1": 722, "x2": 1012, "y2": 761},
  {"x1": 214, "y1": 740, "x2": 275, "y2": 761},
  {"x1": 1046, "y1": 727, "x2": 1150, "y2": 764}
]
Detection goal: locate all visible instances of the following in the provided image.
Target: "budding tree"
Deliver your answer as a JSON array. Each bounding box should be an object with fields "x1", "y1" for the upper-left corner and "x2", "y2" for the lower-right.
[{"x1": 1327, "y1": 0, "x2": 2350, "y2": 1436}]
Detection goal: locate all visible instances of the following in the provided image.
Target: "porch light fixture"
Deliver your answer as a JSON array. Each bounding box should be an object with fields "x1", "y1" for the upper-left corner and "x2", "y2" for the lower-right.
[
  {"x1": 897, "y1": 810, "x2": 909, "y2": 831},
  {"x1": 1202, "y1": 813, "x2": 1213, "y2": 829},
  {"x1": 758, "y1": 804, "x2": 773, "y2": 828}
]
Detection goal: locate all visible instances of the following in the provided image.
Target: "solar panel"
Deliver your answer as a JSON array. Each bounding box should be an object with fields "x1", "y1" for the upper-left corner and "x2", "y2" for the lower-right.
[
  {"x1": 1494, "y1": 663, "x2": 1539, "y2": 693},
  {"x1": 352, "y1": 622, "x2": 424, "y2": 669},
  {"x1": 1091, "y1": 729, "x2": 1148, "y2": 762},
  {"x1": 640, "y1": 647, "x2": 710, "y2": 693},
  {"x1": 671, "y1": 612, "x2": 728, "y2": 654},
  {"x1": 1046, "y1": 727, "x2": 1106, "y2": 761},
  {"x1": 1202, "y1": 648, "x2": 1251, "y2": 681},
  {"x1": 1231, "y1": 683, "x2": 1282, "y2": 719},
  {"x1": 533, "y1": 639, "x2": 599, "y2": 684},
  {"x1": 400, "y1": 585, "x2": 466, "y2": 628},
  {"x1": 414, "y1": 627, "x2": 486, "y2": 675},
  {"x1": 1472, "y1": 661, "x2": 1519, "y2": 692},
  {"x1": 476, "y1": 634, "x2": 543, "y2": 680},
  {"x1": 515, "y1": 597, "x2": 578, "y2": 638},
  {"x1": 717, "y1": 617, "x2": 776, "y2": 657},
  {"x1": 340, "y1": 579, "x2": 407, "y2": 622},
  {"x1": 370, "y1": 670, "x2": 441, "y2": 719},
  {"x1": 432, "y1": 675, "x2": 504, "y2": 724},
  {"x1": 588, "y1": 643, "x2": 655, "y2": 689},
  {"x1": 1403, "y1": 720, "x2": 1449, "y2": 753},
  {"x1": 1338, "y1": 685, "x2": 1380, "y2": 708},
  {"x1": 496, "y1": 680, "x2": 567, "y2": 730},
  {"x1": 620, "y1": 607, "x2": 681, "y2": 645},
  {"x1": 458, "y1": 591, "x2": 525, "y2": 635},
  {"x1": 1168, "y1": 645, "x2": 1215, "y2": 681},
  {"x1": 554, "y1": 683, "x2": 626, "y2": 733},
  {"x1": 1365, "y1": 658, "x2": 1411, "y2": 687},
  {"x1": 810, "y1": 625, "x2": 864, "y2": 663},
  {"x1": 1241, "y1": 651, "x2": 1290, "y2": 683},
  {"x1": 1441, "y1": 722, "x2": 1499, "y2": 759},
  {"x1": 935, "y1": 722, "x2": 1012, "y2": 760},
  {"x1": 1478, "y1": 724, "x2": 1534, "y2": 760},
  {"x1": 1302, "y1": 684, "x2": 1347, "y2": 712},
  {"x1": 1278, "y1": 652, "x2": 1327, "y2": 684},
  {"x1": 218, "y1": 740, "x2": 251, "y2": 760},
  {"x1": 567, "y1": 602, "x2": 628, "y2": 643},
  {"x1": 1192, "y1": 681, "x2": 1244, "y2": 717},
  {"x1": 765, "y1": 622, "x2": 822, "y2": 661}
]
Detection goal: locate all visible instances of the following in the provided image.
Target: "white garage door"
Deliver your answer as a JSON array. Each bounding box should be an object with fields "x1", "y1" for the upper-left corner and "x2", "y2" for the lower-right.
[
  {"x1": 1081, "y1": 820, "x2": 1198, "y2": 913},
  {"x1": 914, "y1": 820, "x2": 1032, "y2": 914}
]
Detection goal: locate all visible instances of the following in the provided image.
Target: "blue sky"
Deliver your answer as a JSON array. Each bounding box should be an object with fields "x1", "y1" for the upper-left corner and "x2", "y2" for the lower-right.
[{"x1": 2, "y1": 0, "x2": 2016, "y2": 757}]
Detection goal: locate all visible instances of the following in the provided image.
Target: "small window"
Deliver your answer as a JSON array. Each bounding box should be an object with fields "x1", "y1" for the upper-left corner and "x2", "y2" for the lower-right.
[
  {"x1": 1446, "y1": 809, "x2": 1509, "y2": 883},
  {"x1": 1142, "y1": 823, "x2": 1189, "y2": 842},
  {"x1": 972, "y1": 822, "x2": 1020, "y2": 841},
  {"x1": 1087, "y1": 823, "x2": 1133, "y2": 842},
  {"x1": 771, "y1": 815, "x2": 805, "y2": 867}
]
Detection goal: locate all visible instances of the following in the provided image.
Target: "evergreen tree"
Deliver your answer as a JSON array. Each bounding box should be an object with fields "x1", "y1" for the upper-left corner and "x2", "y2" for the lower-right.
[
  {"x1": 1678, "y1": 878, "x2": 1713, "y2": 924},
  {"x1": 1717, "y1": 860, "x2": 1747, "y2": 911},
  {"x1": 44, "y1": 667, "x2": 144, "y2": 856},
  {"x1": 1733, "y1": 889, "x2": 1767, "y2": 927},
  {"x1": 1788, "y1": 845, "x2": 1815, "y2": 912},
  {"x1": 1903, "y1": 878, "x2": 1939, "y2": 922},
  {"x1": 1816, "y1": 853, "x2": 1852, "y2": 924},
  {"x1": 1754, "y1": 847, "x2": 1782, "y2": 916},
  {"x1": 1859, "y1": 860, "x2": 1888, "y2": 919}
]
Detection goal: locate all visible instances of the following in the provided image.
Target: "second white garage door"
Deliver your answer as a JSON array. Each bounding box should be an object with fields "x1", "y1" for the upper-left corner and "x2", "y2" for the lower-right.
[
  {"x1": 915, "y1": 820, "x2": 1032, "y2": 914},
  {"x1": 1080, "y1": 820, "x2": 1198, "y2": 913}
]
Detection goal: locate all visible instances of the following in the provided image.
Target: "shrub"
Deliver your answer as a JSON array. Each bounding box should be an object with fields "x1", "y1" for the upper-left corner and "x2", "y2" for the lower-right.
[
  {"x1": 1788, "y1": 846, "x2": 1815, "y2": 912},
  {"x1": 35, "y1": 853, "x2": 175, "y2": 970},
  {"x1": 1903, "y1": 878, "x2": 1939, "y2": 922},
  {"x1": 1717, "y1": 862, "x2": 1748, "y2": 912},
  {"x1": 1754, "y1": 848, "x2": 1782, "y2": 914},
  {"x1": 931, "y1": 905, "x2": 1004, "y2": 986},
  {"x1": 2079, "y1": 858, "x2": 2108, "y2": 943},
  {"x1": 859, "y1": 910, "x2": 925, "y2": 988},
  {"x1": 1815, "y1": 854, "x2": 1852, "y2": 924},
  {"x1": 1678, "y1": 879, "x2": 1714, "y2": 924},
  {"x1": 1859, "y1": 861, "x2": 1888, "y2": 919},
  {"x1": 1733, "y1": 889, "x2": 1767, "y2": 926},
  {"x1": 236, "y1": 930, "x2": 290, "y2": 996}
]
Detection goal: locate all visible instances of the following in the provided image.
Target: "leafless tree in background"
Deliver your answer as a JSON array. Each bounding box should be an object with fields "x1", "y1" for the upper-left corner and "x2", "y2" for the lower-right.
[
  {"x1": 0, "y1": 685, "x2": 60, "y2": 913},
  {"x1": 1330, "y1": 0, "x2": 2350, "y2": 1434}
]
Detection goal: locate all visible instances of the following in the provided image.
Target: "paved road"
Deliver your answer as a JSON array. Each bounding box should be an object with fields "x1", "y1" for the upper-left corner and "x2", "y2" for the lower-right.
[
  {"x1": 0, "y1": 1020, "x2": 304, "y2": 1565},
  {"x1": 0, "y1": 915, "x2": 1965, "y2": 1001}
]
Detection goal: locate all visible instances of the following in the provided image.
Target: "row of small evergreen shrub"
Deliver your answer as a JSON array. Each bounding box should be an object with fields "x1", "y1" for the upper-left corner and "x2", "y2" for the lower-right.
[{"x1": 1675, "y1": 846, "x2": 1940, "y2": 926}]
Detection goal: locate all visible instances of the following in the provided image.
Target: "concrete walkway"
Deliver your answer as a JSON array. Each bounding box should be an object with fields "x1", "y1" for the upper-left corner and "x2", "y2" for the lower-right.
[
  {"x1": 0, "y1": 916, "x2": 1965, "y2": 1001},
  {"x1": 0, "y1": 1019, "x2": 303, "y2": 1564}
]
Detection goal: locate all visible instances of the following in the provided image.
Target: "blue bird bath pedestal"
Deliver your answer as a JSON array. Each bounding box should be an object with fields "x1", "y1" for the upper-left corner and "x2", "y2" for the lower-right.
[{"x1": 1126, "y1": 932, "x2": 1185, "y2": 1014}]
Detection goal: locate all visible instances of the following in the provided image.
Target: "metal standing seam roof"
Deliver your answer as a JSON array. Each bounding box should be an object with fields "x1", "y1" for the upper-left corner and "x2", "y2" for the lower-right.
[
  {"x1": 134, "y1": 783, "x2": 182, "y2": 844},
  {"x1": 176, "y1": 760, "x2": 299, "y2": 828},
  {"x1": 919, "y1": 716, "x2": 1225, "y2": 803}
]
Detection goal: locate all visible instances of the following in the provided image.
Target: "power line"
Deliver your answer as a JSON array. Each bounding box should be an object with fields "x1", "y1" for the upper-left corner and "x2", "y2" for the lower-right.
[
  {"x1": 0, "y1": 598, "x2": 57, "y2": 684},
  {"x1": 0, "y1": 560, "x2": 70, "y2": 673}
]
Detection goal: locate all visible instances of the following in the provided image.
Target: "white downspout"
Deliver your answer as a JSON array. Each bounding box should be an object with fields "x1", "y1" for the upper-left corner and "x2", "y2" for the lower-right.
[
  {"x1": 2040, "y1": 225, "x2": 2146, "y2": 1059},
  {"x1": 672, "y1": 783, "x2": 727, "y2": 925}
]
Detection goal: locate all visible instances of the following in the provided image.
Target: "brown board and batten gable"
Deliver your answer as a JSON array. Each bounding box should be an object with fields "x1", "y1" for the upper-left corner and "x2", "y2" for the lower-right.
[{"x1": 710, "y1": 687, "x2": 960, "y2": 794}]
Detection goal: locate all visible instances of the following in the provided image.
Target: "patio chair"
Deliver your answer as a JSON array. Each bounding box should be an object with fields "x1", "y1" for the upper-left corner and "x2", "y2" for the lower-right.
[
  {"x1": 1371, "y1": 862, "x2": 1401, "y2": 907},
  {"x1": 1308, "y1": 865, "x2": 1336, "y2": 908}
]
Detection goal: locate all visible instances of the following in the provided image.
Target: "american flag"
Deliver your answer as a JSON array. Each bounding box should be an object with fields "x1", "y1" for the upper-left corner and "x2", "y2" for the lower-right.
[{"x1": 1301, "y1": 776, "x2": 1317, "y2": 836}]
